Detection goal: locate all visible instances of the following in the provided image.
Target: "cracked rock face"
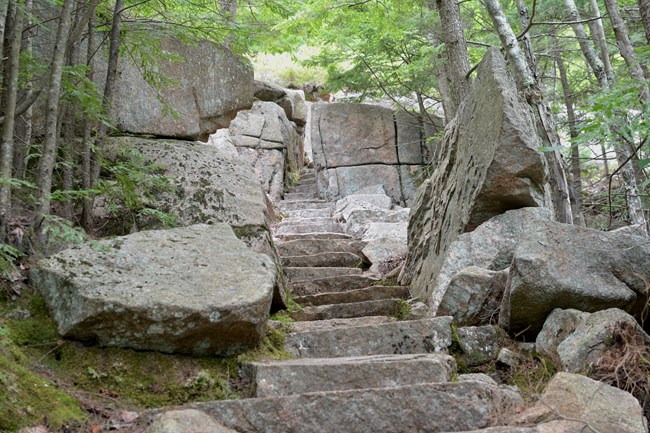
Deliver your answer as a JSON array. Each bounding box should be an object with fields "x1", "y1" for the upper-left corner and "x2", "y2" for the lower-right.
[
  {"x1": 500, "y1": 220, "x2": 650, "y2": 336},
  {"x1": 108, "y1": 37, "x2": 253, "y2": 140},
  {"x1": 30, "y1": 224, "x2": 275, "y2": 356},
  {"x1": 310, "y1": 103, "x2": 439, "y2": 206}
]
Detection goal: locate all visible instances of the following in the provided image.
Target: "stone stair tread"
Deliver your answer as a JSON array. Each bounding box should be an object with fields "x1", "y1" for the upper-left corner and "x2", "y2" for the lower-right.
[
  {"x1": 278, "y1": 217, "x2": 337, "y2": 226},
  {"x1": 242, "y1": 353, "x2": 456, "y2": 397},
  {"x1": 288, "y1": 274, "x2": 381, "y2": 296},
  {"x1": 284, "y1": 316, "x2": 453, "y2": 358},
  {"x1": 281, "y1": 208, "x2": 333, "y2": 219},
  {"x1": 274, "y1": 232, "x2": 352, "y2": 241},
  {"x1": 190, "y1": 381, "x2": 522, "y2": 433},
  {"x1": 284, "y1": 266, "x2": 363, "y2": 282},
  {"x1": 295, "y1": 285, "x2": 410, "y2": 306},
  {"x1": 270, "y1": 316, "x2": 398, "y2": 333},
  {"x1": 279, "y1": 201, "x2": 333, "y2": 211},
  {"x1": 275, "y1": 223, "x2": 343, "y2": 235},
  {"x1": 276, "y1": 239, "x2": 366, "y2": 257},
  {"x1": 281, "y1": 252, "x2": 364, "y2": 268},
  {"x1": 289, "y1": 299, "x2": 403, "y2": 321},
  {"x1": 284, "y1": 192, "x2": 318, "y2": 200}
]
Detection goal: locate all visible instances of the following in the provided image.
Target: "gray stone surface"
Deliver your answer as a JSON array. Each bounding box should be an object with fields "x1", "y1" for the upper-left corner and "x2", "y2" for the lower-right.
[
  {"x1": 253, "y1": 80, "x2": 286, "y2": 101},
  {"x1": 400, "y1": 48, "x2": 553, "y2": 303},
  {"x1": 438, "y1": 266, "x2": 509, "y2": 326},
  {"x1": 557, "y1": 308, "x2": 647, "y2": 373},
  {"x1": 500, "y1": 220, "x2": 650, "y2": 335},
  {"x1": 295, "y1": 285, "x2": 410, "y2": 307},
  {"x1": 518, "y1": 372, "x2": 648, "y2": 433},
  {"x1": 284, "y1": 317, "x2": 453, "y2": 358},
  {"x1": 30, "y1": 224, "x2": 275, "y2": 356},
  {"x1": 456, "y1": 326, "x2": 500, "y2": 367},
  {"x1": 318, "y1": 165, "x2": 404, "y2": 204},
  {"x1": 276, "y1": 239, "x2": 366, "y2": 257},
  {"x1": 288, "y1": 274, "x2": 380, "y2": 296},
  {"x1": 284, "y1": 266, "x2": 362, "y2": 282},
  {"x1": 311, "y1": 103, "x2": 397, "y2": 167},
  {"x1": 242, "y1": 354, "x2": 456, "y2": 397},
  {"x1": 406, "y1": 207, "x2": 551, "y2": 312},
  {"x1": 535, "y1": 308, "x2": 590, "y2": 361},
  {"x1": 193, "y1": 381, "x2": 523, "y2": 433},
  {"x1": 145, "y1": 410, "x2": 236, "y2": 433},
  {"x1": 395, "y1": 110, "x2": 425, "y2": 165},
  {"x1": 289, "y1": 299, "x2": 403, "y2": 321},
  {"x1": 235, "y1": 147, "x2": 285, "y2": 203},
  {"x1": 109, "y1": 37, "x2": 252, "y2": 140},
  {"x1": 281, "y1": 252, "x2": 363, "y2": 268}
]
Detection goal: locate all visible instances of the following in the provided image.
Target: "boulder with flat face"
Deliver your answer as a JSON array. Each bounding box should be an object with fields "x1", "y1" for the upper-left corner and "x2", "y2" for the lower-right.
[
  {"x1": 400, "y1": 48, "x2": 553, "y2": 303},
  {"x1": 110, "y1": 37, "x2": 253, "y2": 140},
  {"x1": 30, "y1": 224, "x2": 275, "y2": 356},
  {"x1": 499, "y1": 221, "x2": 650, "y2": 336}
]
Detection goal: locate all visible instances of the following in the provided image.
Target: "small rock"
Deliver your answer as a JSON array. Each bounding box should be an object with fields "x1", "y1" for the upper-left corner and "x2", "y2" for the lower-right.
[
  {"x1": 458, "y1": 373, "x2": 498, "y2": 386},
  {"x1": 535, "y1": 308, "x2": 590, "y2": 361},
  {"x1": 456, "y1": 326, "x2": 500, "y2": 367},
  {"x1": 145, "y1": 409, "x2": 237, "y2": 433},
  {"x1": 497, "y1": 348, "x2": 524, "y2": 368}
]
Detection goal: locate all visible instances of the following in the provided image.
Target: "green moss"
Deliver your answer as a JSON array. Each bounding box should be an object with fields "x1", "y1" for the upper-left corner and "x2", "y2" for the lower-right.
[
  {"x1": 392, "y1": 299, "x2": 411, "y2": 320},
  {"x1": 510, "y1": 352, "x2": 558, "y2": 402},
  {"x1": 237, "y1": 326, "x2": 293, "y2": 363}
]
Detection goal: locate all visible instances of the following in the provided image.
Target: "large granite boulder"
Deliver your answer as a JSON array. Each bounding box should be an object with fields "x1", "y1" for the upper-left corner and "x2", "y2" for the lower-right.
[
  {"x1": 310, "y1": 103, "x2": 438, "y2": 205},
  {"x1": 400, "y1": 48, "x2": 555, "y2": 302},
  {"x1": 103, "y1": 136, "x2": 287, "y2": 310},
  {"x1": 535, "y1": 308, "x2": 590, "y2": 361},
  {"x1": 499, "y1": 221, "x2": 650, "y2": 335},
  {"x1": 108, "y1": 37, "x2": 253, "y2": 140},
  {"x1": 405, "y1": 207, "x2": 551, "y2": 311},
  {"x1": 30, "y1": 224, "x2": 275, "y2": 356},
  {"x1": 513, "y1": 373, "x2": 647, "y2": 433},
  {"x1": 228, "y1": 101, "x2": 303, "y2": 202}
]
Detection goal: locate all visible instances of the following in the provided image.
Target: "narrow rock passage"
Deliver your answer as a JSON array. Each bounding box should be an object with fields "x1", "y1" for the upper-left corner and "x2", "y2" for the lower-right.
[{"x1": 189, "y1": 168, "x2": 526, "y2": 433}]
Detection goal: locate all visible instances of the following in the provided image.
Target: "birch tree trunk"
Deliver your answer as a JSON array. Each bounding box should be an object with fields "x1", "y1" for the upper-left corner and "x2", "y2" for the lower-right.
[
  {"x1": 433, "y1": 0, "x2": 470, "y2": 120},
  {"x1": 13, "y1": 0, "x2": 32, "y2": 181},
  {"x1": 604, "y1": 0, "x2": 650, "y2": 102},
  {"x1": 0, "y1": 0, "x2": 24, "y2": 241},
  {"x1": 484, "y1": 0, "x2": 573, "y2": 224},
  {"x1": 640, "y1": 0, "x2": 650, "y2": 45},
  {"x1": 35, "y1": 0, "x2": 74, "y2": 219},
  {"x1": 588, "y1": 0, "x2": 616, "y2": 84}
]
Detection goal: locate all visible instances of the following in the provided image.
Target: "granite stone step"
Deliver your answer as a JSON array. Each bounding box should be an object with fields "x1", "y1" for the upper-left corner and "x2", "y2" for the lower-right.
[
  {"x1": 284, "y1": 192, "x2": 318, "y2": 200},
  {"x1": 241, "y1": 353, "x2": 456, "y2": 397},
  {"x1": 279, "y1": 217, "x2": 337, "y2": 226},
  {"x1": 274, "y1": 222, "x2": 343, "y2": 236},
  {"x1": 274, "y1": 232, "x2": 352, "y2": 241},
  {"x1": 284, "y1": 266, "x2": 362, "y2": 282},
  {"x1": 281, "y1": 208, "x2": 333, "y2": 219},
  {"x1": 270, "y1": 316, "x2": 398, "y2": 334},
  {"x1": 276, "y1": 239, "x2": 366, "y2": 257},
  {"x1": 295, "y1": 285, "x2": 410, "y2": 306},
  {"x1": 279, "y1": 200, "x2": 332, "y2": 212},
  {"x1": 281, "y1": 252, "x2": 364, "y2": 268},
  {"x1": 190, "y1": 381, "x2": 522, "y2": 433},
  {"x1": 288, "y1": 274, "x2": 381, "y2": 296},
  {"x1": 284, "y1": 316, "x2": 453, "y2": 358},
  {"x1": 289, "y1": 299, "x2": 404, "y2": 321}
]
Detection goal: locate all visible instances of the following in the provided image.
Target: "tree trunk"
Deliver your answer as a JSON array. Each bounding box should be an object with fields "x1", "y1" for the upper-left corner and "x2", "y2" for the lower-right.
[
  {"x1": 35, "y1": 0, "x2": 74, "y2": 219},
  {"x1": 423, "y1": 10, "x2": 455, "y2": 124},
  {"x1": 564, "y1": 0, "x2": 609, "y2": 89},
  {"x1": 13, "y1": 0, "x2": 32, "y2": 181},
  {"x1": 0, "y1": 0, "x2": 9, "y2": 76},
  {"x1": 81, "y1": 1, "x2": 98, "y2": 231},
  {"x1": 432, "y1": 0, "x2": 470, "y2": 120},
  {"x1": 515, "y1": 0, "x2": 537, "y2": 81},
  {"x1": 604, "y1": 0, "x2": 650, "y2": 102},
  {"x1": 92, "y1": 0, "x2": 124, "y2": 185},
  {"x1": 589, "y1": 0, "x2": 616, "y2": 84},
  {"x1": 553, "y1": 31, "x2": 584, "y2": 225},
  {"x1": 640, "y1": 0, "x2": 650, "y2": 45},
  {"x1": 0, "y1": 0, "x2": 23, "y2": 241},
  {"x1": 484, "y1": 0, "x2": 574, "y2": 225}
]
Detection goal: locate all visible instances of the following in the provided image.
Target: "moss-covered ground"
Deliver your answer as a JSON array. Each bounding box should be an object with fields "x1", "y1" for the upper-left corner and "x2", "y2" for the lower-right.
[{"x1": 0, "y1": 284, "x2": 289, "y2": 432}]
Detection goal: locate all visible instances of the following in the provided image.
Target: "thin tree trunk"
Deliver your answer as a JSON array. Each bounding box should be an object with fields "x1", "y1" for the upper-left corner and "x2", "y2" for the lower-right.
[
  {"x1": 564, "y1": 0, "x2": 608, "y2": 89},
  {"x1": 92, "y1": 0, "x2": 124, "y2": 185},
  {"x1": 0, "y1": 0, "x2": 23, "y2": 241},
  {"x1": 484, "y1": 0, "x2": 573, "y2": 225},
  {"x1": 640, "y1": 0, "x2": 650, "y2": 45},
  {"x1": 13, "y1": 0, "x2": 32, "y2": 181},
  {"x1": 589, "y1": 0, "x2": 616, "y2": 84},
  {"x1": 433, "y1": 0, "x2": 470, "y2": 119},
  {"x1": 81, "y1": 1, "x2": 98, "y2": 231},
  {"x1": 554, "y1": 32, "x2": 584, "y2": 225},
  {"x1": 0, "y1": 0, "x2": 9, "y2": 78},
  {"x1": 35, "y1": 0, "x2": 74, "y2": 220},
  {"x1": 516, "y1": 0, "x2": 537, "y2": 81},
  {"x1": 604, "y1": 0, "x2": 650, "y2": 102}
]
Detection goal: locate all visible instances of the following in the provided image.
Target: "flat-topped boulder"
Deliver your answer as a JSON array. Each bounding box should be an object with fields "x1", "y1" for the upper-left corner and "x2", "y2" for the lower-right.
[{"x1": 30, "y1": 224, "x2": 275, "y2": 356}]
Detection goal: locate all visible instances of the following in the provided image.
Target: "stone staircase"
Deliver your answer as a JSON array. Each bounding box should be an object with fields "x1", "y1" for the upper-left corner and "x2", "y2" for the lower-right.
[{"x1": 188, "y1": 168, "x2": 525, "y2": 432}]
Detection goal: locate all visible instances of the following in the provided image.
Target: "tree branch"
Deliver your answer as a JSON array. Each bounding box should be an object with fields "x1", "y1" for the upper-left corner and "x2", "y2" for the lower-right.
[{"x1": 516, "y1": 0, "x2": 537, "y2": 40}]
